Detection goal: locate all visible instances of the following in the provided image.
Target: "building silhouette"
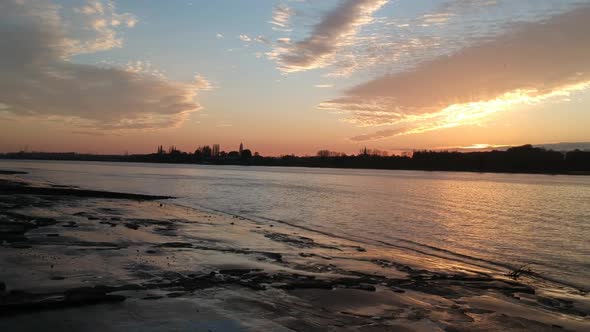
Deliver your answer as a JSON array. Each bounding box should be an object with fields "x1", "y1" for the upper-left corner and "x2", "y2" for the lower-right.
[{"x1": 212, "y1": 144, "x2": 220, "y2": 157}]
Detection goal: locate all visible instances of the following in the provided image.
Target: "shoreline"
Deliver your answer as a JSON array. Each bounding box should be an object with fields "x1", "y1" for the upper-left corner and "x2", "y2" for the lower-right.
[
  {"x1": 0, "y1": 172, "x2": 589, "y2": 331},
  {"x1": 2, "y1": 157, "x2": 589, "y2": 177}
]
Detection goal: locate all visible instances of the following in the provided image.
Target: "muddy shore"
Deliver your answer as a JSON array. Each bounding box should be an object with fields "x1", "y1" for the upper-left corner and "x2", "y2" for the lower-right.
[{"x1": 0, "y1": 171, "x2": 588, "y2": 331}]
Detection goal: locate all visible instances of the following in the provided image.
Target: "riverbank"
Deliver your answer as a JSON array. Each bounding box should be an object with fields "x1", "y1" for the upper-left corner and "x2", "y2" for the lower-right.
[
  {"x1": 2, "y1": 143, "x2": 589, "y2": 176},
  {"x1": 0, "y1": 171, "x2": 588, "y2": 331}
]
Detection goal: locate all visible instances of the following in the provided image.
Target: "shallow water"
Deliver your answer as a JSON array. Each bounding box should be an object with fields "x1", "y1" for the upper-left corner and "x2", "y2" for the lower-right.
[{"x1": 2, "y1": 159, "x2": 589, "y2": 289}]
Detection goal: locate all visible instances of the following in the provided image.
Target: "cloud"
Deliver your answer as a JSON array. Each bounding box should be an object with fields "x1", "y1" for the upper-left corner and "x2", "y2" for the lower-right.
[
  {"x1": 319, "y1": 7, "x2": 590, "y2": 141},
  {"x1": 314, "y1": 84, "x2": 334, "y2": 88},
  {"x1": 270, "y1": 3, "x2": 295, "y2": 31},
  {"x1": 0, "y1": 0, "x2": 210, "y2": 131},
  {"x1": 70, "y1": 0, "x2": 138, "y2": 55},
  {"x1": 239, "y1": 34, "x2": 268, "y2": 44},
  {"x1": 239, "y1": 34, "x2": 252, "y2": 42},
  {"x1": 350, "y1": 128, "x2": 407, "y2": 142},
  {"x1": 294, "y1": 0, "x2": 583, "y2": 79},
  {"x1": 124, "y1": 60, "x2": 167, "y2": 78},
  {"x1": 193, "y1": 74, "x2": 214, "y2": 91},
  {"x1": 216, "y1": 33, "x2": 224, "y2": 39},
  {"x1": 254, "y1": 35, "x2": 270, "y2": 44},
  {"x1": 437, "y1": 0, "x2": 499, "y2": 14},
  {"x1": 269, "y1": 0, "x2": 389, "y2": 73},
  {"x1": 420, "y1": 13, "x2": 455, "y2": 24}
]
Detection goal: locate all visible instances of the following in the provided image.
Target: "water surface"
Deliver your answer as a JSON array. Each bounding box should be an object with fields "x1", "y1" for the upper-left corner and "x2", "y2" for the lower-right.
[{"x1": 2, "y1": 159, "x2": 588, "y2": 289}]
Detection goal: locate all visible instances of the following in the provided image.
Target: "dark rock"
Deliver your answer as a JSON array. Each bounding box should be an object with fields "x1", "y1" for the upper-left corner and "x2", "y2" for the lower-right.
[
  {"x1": 0, "y1": 286, "x2": 125, "y2": 315},
  {"x1": 0, "y1": 182, "x2": 173, "y2": 200},
  {"x1": 276, "y1": 280, "x2": 334, "y2": 290},
  {"x1": 0, "y1": 170, "x2": 27, "y2": 175},
  {"x1": 219, "y1": 269, "x2": 260, "y2": 276},
  {"x1": 8, "y1": 290, "x2": 28, "y2": 296},
  {"x1": 32, "y1": 217, "x2": 57, "y2": 227},
  {"x1": 261, "y1": 252, "x2": 283, "y2": 262},
  {"x1": 159, "y1": 242, "x2": 192, "y2": 248},
  {"x1": 237, "y1": 280, "x2": 266, "y2": 290},
  {"x1": 347, "y1": 284, "x2": 376, "y2": 292},
  {"x1": 64, "y1": 287, "x2": 126, "y2": 305},
  {"x1": 10, "y1": 243, "x2": 32, "y2": 249},
  {"x1": 464, "y1": 308, "x2": 495, "y2": 314},
  {"x1": 124, "y1": 223, "x2": 139, "y2": 230},
  {"x1": 264, "y1": 232, "x2": 339, "y2": 250},
  {"x1": 108, "y1": 284, "x2": 144, "y2": 292}
]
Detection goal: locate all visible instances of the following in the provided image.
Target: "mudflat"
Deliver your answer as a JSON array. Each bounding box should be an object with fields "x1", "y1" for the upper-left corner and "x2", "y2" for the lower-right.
[{"x1": 0, "y1": 172, "x2": 588, "y2": 331}]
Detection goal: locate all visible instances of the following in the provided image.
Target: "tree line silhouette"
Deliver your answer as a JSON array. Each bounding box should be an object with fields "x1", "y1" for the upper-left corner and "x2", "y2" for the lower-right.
[{"x1": 1, "y1": 144, "x2": 589, "y2": 174}]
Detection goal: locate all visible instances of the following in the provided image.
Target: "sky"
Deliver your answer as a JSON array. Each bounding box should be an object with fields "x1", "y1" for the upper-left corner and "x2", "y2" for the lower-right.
[{"x1": 1, "y1": 0, "x2": 589, "y2": 155}]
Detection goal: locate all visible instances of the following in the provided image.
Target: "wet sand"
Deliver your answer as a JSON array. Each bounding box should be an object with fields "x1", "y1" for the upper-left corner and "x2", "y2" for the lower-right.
[{"x1": 0, "y1": 172, "x2": 588, "y2": 331}]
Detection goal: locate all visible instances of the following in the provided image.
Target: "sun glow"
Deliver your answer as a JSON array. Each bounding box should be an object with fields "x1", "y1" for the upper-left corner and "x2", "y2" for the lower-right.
[{"x1": 395, "y1": 81, "x2": 590, "y2": 137}]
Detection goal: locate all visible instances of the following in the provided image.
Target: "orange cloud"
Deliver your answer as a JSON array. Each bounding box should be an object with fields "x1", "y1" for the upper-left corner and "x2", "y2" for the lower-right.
[
  {"x1": 320, "y1": 7, "x2": 590, "y2": 141},
  {"x1": 270, "y1": 3, "x2": 295, "y2": 31}
]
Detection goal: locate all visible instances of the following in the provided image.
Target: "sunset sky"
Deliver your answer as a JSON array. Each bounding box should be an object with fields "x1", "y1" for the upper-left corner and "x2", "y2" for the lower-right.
[{"x1": 1, "y1": 0, "x2": 589, "y2": 155}]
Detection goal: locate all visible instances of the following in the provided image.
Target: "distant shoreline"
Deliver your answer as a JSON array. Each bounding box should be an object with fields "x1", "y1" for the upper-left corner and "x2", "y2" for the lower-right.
[{"x1": 1, "y1": 155, "x2": 589, "y2": 176}]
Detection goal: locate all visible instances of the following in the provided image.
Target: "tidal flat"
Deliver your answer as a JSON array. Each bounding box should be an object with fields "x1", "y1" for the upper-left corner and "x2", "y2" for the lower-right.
[{"x1": 0, "y1": 172, "x2": 588, "y2": 331}]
